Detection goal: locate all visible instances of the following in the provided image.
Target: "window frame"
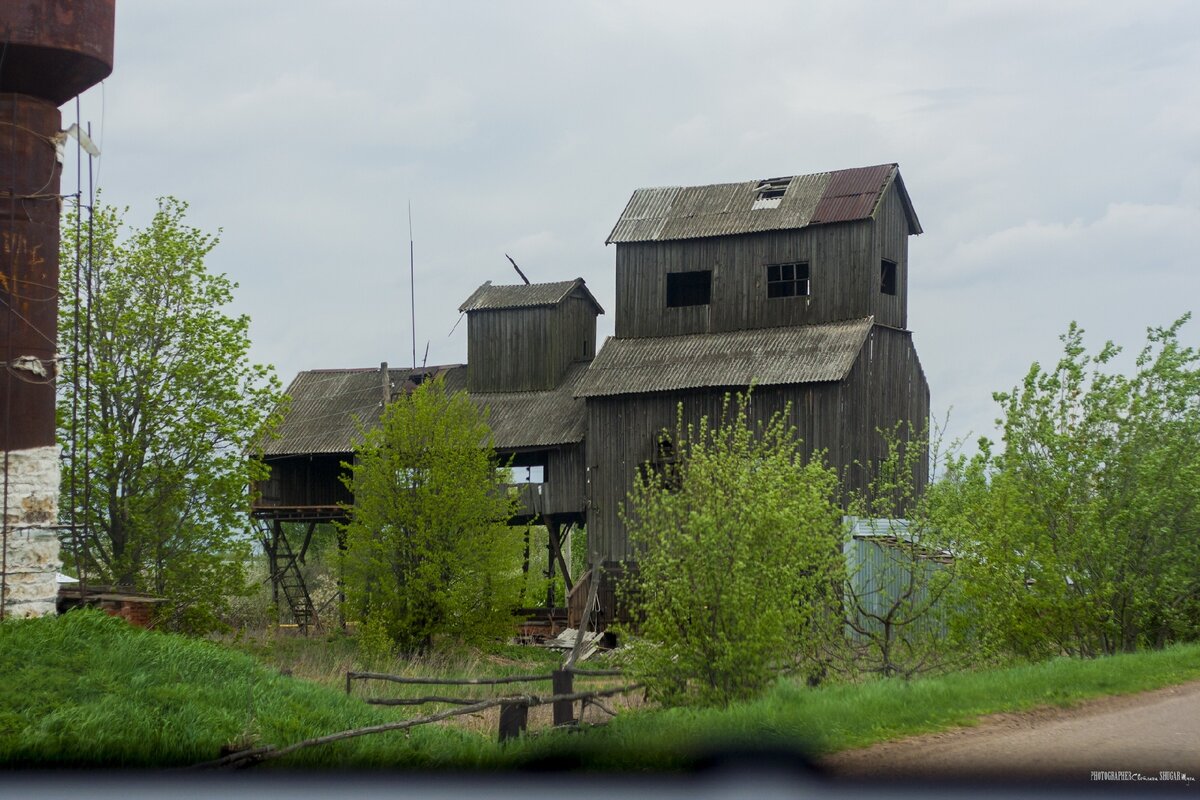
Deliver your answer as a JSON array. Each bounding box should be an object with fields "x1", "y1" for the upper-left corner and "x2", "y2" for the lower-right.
[
  {"x1": 880, "y1": 259, "x2": 898, "y2": 296},
  {"x1": 765, "y1": 261, "x2": 811, "y2": 299}
]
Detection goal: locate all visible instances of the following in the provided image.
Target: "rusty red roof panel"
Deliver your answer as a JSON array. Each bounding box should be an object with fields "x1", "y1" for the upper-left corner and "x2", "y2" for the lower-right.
[{"x1": 810, "y1": 164, "x2": 896, "y2": 225}]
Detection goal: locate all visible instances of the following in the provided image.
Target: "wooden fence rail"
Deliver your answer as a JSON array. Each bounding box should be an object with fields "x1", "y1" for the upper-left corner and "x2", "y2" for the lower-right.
[
  {"x1": 346, "y1": 667, "x2": 626, "y2": 730},
  {"x1": 345, "y1": 667, "x2": 622, "y2": 693},
  {"x1": 194, "y1": 682, "x2": 643, "y2": 769}
]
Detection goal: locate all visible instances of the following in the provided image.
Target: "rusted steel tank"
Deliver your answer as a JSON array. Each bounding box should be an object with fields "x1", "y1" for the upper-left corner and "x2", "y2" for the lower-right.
[{"x1": 0, "y1": 1, "x2": 115, "y2": 451}]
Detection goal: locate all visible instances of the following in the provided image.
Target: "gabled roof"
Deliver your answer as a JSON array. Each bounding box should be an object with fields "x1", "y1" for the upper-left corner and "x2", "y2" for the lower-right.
[
  {"x1": 458, "y1": 277, "x2": 604, "y2": 315},
  {"x1": 576, "y1": 318, "x2": 874, "y2": 398},
  {"x1": 262, "y1": 364, "x2": 463, "y2": 456},
  {"x1": 606, "y1": 164, "x2": 921, "y2": 244},
  {"x1": 262, "y1": 361, "x2": 588, "y2": 457}
]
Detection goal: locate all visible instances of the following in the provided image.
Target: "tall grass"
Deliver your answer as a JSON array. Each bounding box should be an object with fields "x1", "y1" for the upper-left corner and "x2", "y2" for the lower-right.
[
  {"x1": 4, "y1": 609, "x2": 1199, "y2": 769},
  {"x1": 504, "y1": 642, "x2": 1200, "y2": 768},
  {"x1": 0, "y1": 610, "x2": 496, "y2": 767}
]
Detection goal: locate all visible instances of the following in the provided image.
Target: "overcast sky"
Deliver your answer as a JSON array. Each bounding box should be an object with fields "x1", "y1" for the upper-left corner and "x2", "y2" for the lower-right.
[{"x1": 65, "y1": 0, "x2": 1200, "y2": 453}]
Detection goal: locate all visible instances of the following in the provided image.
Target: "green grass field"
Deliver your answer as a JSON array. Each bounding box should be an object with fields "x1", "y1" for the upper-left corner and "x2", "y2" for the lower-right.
[{"x1": 3, "y1": 609, "x2": 1199, "y2": 769}]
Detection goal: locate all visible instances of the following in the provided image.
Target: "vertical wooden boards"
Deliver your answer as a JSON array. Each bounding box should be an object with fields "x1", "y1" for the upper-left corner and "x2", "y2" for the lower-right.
[{"x1": 614, "y1": 223, "x2": 878, "y2": 339}]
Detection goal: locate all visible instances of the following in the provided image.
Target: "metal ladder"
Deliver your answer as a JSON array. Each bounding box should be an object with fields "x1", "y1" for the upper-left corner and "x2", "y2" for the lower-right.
[{"x1": 259, "y1": 520, "x2": 316, "y2": 633}]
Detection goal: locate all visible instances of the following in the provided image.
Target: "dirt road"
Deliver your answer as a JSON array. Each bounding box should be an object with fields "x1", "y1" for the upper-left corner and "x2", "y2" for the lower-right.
[{"x1": 821, "y1": 680, "x2": 1200, "y2": 784}]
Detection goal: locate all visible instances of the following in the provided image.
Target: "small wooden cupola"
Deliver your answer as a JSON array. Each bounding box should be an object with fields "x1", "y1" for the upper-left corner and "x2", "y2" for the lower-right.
[{"x1": 458, "y1": 278, "x2": 604, "y2": 393}]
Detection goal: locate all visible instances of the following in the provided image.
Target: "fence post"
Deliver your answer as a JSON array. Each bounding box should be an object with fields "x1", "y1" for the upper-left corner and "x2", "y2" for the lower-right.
[
  {"x1": 498, "y1": 700, "x2": 528, "y2": 741},
  {"x1": 552, "y1": 670, "x2": 574, "y2": 726}
]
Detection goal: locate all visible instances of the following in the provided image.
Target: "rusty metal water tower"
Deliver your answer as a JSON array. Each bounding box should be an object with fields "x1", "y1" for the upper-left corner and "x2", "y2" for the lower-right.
[{"x1": 0, "y1": 1, "x2": 115, "y2": 618}]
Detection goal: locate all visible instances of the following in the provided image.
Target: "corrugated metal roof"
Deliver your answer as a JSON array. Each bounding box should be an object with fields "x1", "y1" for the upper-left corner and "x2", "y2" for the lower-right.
[
  {"x1": 262, "y1": 361, "x2": 587, "y2": 457},
  {"x1": 458, "y1": 278, "x2": 604, "y2": 314},
  {"x1": 606, "y1": 164, "x2": 921, "y2": 243},
  {"x1": 576, "y1": 318, "x2": 874, "y2": 398},
  {"x1": 262, "y1": 364, "x2": 465, "y2": 456},
  {"x1": 810, "y1": 164, "x2": 893, "y2": 225},
  {"x1": 471, "y1": 362, "x2": 588, "y2": 449}
]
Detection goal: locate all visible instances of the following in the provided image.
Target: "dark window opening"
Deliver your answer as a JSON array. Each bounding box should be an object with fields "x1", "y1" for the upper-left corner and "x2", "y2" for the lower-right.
[
  {"x1": 666, "y1": 270, "x2": 712, "y2": 307},
  {"x1": 881, "y1": 259, "x2": 898, "y2": 295},
  {"x1": 766, "y1": 262, "x2": 810, "y2": 298},
  {"x1": 641, "y1": 433, "x2": 681, "y2": 490}
]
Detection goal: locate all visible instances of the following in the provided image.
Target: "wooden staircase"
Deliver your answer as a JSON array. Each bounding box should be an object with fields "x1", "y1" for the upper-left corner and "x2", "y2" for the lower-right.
[{"x1": 258, "y1": 519, "x2": 316, "y2": 633}]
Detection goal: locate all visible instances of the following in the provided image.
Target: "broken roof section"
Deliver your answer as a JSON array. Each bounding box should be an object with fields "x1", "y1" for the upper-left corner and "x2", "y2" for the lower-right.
[
  {"x1": 606, "y1": 164, "x2": 921, "y2": 244},
  {"x1": 458, "y1": 277, "x2": 604, "y2": 315},
  {"x1": 576, "y1": 317, "x2": 874, "y2": 398}
]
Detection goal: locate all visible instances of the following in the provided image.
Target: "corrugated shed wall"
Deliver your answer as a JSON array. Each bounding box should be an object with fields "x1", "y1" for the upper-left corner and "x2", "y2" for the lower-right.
[{"x1": 844, "y1": 520, "x2": 951, "y2": 641}]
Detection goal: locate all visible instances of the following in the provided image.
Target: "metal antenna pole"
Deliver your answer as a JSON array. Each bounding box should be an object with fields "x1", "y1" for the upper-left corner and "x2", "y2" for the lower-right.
[{"x1": 409, "y1": 202, "x2": 416, "y2": 372}]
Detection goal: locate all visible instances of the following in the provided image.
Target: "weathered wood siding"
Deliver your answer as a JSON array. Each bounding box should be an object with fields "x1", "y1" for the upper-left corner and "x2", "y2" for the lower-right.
[
  {"x1": 585, "y1": 325, "x2": 929, "y2": 563},
  {"x1": 585, "y1": 384, "x2": 840, "y2": 563},
  {"x1": 834, "y1": 325, "x2": 930, "y2": 506},
  {"x1": 615, "y1": 222, "x2": 880, "y2": 338},
  {"x1": 506, "y1": 443, "x2": 587, "y2": 522},
  {"x1": 255, "y1": 454, "x2": 352, "y2": 509},
  {"x1": 870, "y1": 181, "x2": 911, "y2": 330},
  {"x1": 467, "y1": 299, "x2": 597, "y2": 393},
  {"x1": 561, "y1": 295, "x2": 598, "y2": 364}
]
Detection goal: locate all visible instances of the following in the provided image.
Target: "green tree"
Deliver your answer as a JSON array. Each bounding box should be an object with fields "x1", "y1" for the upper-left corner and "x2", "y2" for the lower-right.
[
  {"x1": 930, "y1": 317, "x2": 1200, "y2": 659},
  {"x1": 58, "y1": 198, "x2": 283, "y2": 632},
  {"x1": 339, "y1": 377, "x2": 524, "y2": 654},
  {"x1": 618, "y1": 392, "x2": 845, "y2": 707}
]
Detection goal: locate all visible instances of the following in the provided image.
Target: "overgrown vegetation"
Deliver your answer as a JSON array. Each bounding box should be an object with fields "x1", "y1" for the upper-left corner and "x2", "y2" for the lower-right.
[
  {"x1": 6, "y1": 609, "x2": 1200, "y2": 768},
  {"x1": 617, "y1": 392, "x2": 844, "y2": 707},
  {"x1": 929, "y1": 316, "x2": 1200, "y2": 659},
  {"x1": 612, "y1": 315, "x2": 1200, "y2": 701},
  {"x1": 57, "y1": 198, "x2": 283, "y2": 633},
  {"x1": 339, "y1": 377, "x2": 525, "y2": 655}
]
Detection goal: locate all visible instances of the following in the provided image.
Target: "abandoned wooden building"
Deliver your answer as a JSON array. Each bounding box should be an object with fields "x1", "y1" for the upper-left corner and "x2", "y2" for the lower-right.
[
  {"x1": 254, "y1": 163, "x2": 930, "y2": 630},
  {"x1": 254, "y1": 279, "x2": 602, "y2": 627}
]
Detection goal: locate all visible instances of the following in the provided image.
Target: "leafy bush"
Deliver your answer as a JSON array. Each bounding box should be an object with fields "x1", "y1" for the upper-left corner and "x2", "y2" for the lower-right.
[
  {"x1": 339, "y1": 377, "x2": 524, "y2": 654},
  {"x1": 929, "y1": 316, "x2": 1200, "y2": 658},
  {"x1": 617, "y1": 392, "x2": 844, "y2": 706}
]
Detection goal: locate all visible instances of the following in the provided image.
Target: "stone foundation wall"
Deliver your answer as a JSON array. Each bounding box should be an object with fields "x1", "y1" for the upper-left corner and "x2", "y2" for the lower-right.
[{"x1": 1, "y1": 445, "x2": 61, "y2": 619}]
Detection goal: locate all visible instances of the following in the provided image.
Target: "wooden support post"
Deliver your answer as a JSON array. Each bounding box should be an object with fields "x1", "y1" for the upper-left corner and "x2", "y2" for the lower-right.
[
  {"x1": 546, "y1": 518, "x2": 556, "y2": 609},
  {"x1": 552, "y1": 669, "x2": 574, "y2": 726},
  {"x1": 269, "y1": 520, "x2": 282, "y2": 607},
  {"x1": 521, "y1": 524, "x2": 530, "y2": 605},
  {"x1": 336, "y1": 527, "x2": 347, "y2": 629},
  {"x1": 498, "y1": 700, "x2": 528, "y2": 741},
  {"x1": 298, "y1": 520, "x2": 317, "y2": 564},
  {"x1": 553, "y1": 522, "x2": 574, "y2": 594}
]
